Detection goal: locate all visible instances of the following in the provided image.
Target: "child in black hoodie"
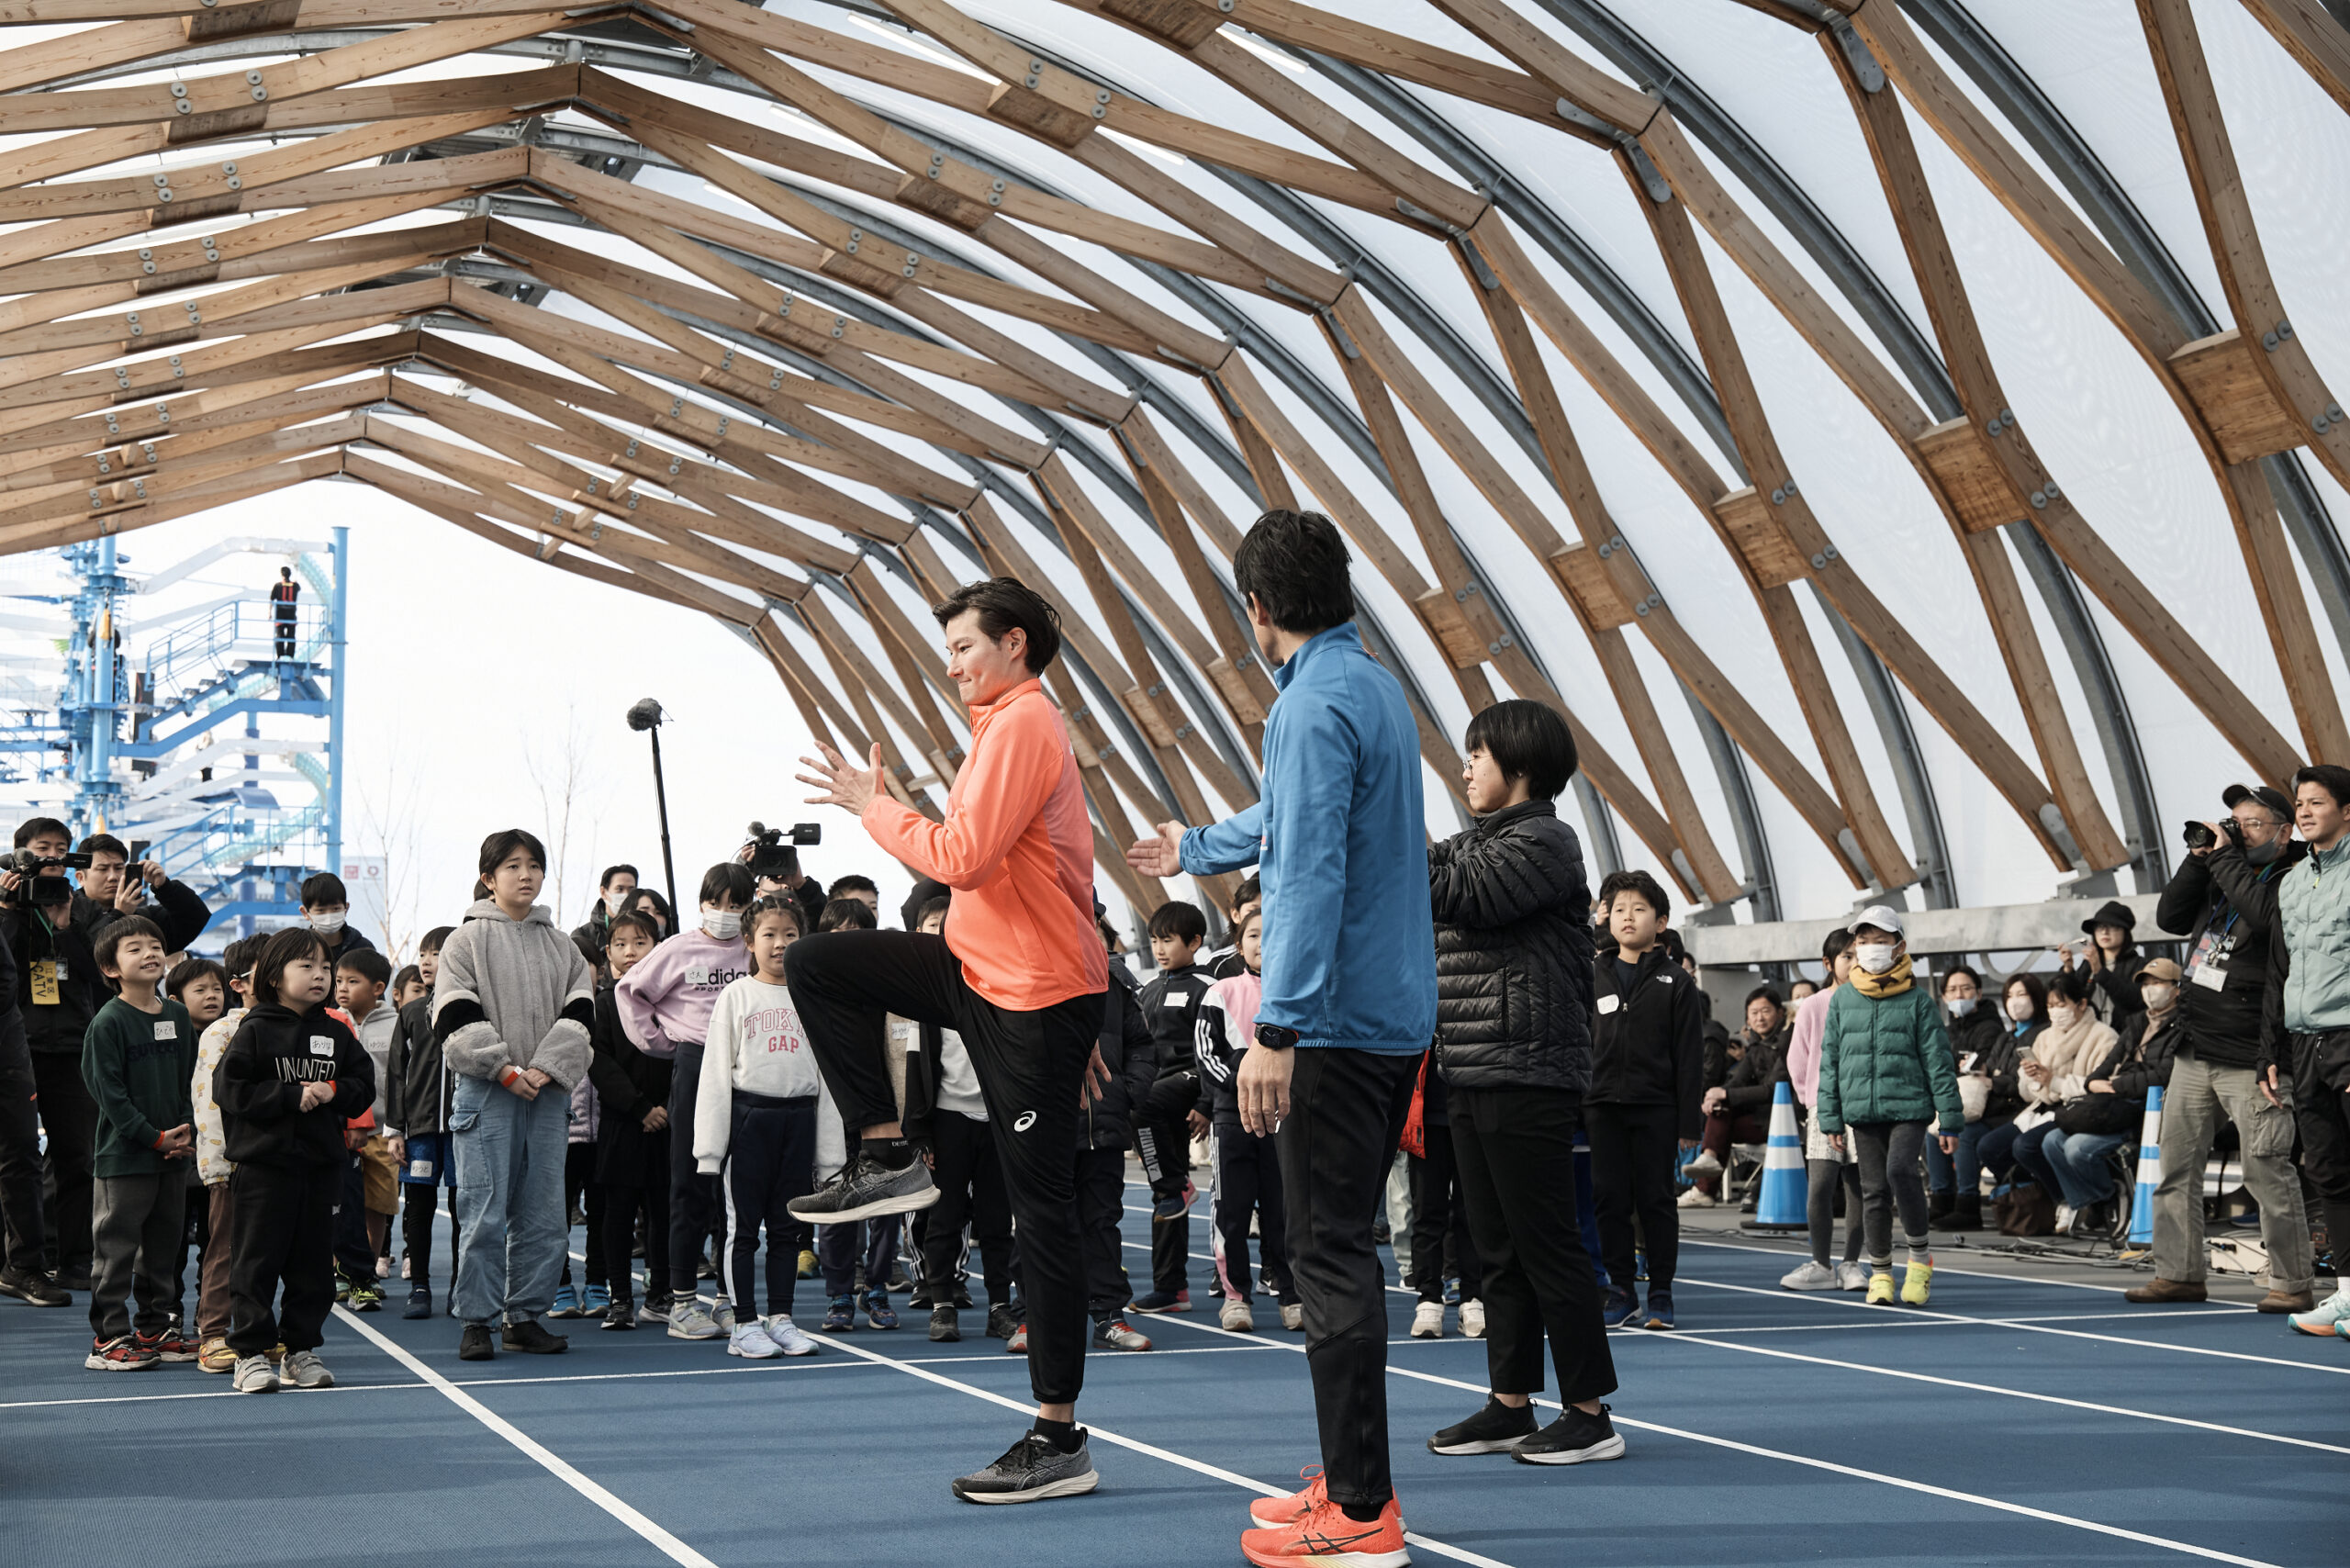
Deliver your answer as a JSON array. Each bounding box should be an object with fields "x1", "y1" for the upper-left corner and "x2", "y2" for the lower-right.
[{"x1": 214, "y1": 926, "x2": 374, "y2": 1394}]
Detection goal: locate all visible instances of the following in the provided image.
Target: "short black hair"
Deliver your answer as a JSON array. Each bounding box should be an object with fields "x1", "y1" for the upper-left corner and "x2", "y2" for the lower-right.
[
  {"x1": 221, "y1": 935, "x2": 263, "y2": 985},
  {"x1": 299, "y1": 871, "x2": 348, "y2": 907},
  {"x1": 79, "y1": 833, "x2": 128, "y2": 862},
  {"x1": 2293, "y1": 763, "x2": 2350, "y2": 812},
  {"x1": 1147, "y1": 901, "x2": 1207, "y2": 943},
  {"x1": 699, "y1": 861, "x2": 755, "y2": 908},
  {"x1": 392, "y1": 964, "x2": 422, "y2": 995},
  {"x1": 599, "y1": 864, "x2": 639, "y2": 889},
  {"x1": 166, "y1": 956, "x2": 227, "y2": 1002},
  {"x1": 607, "y1": 909, "x2": 662, "y2": 946},
  {"x1": 419, "y1": 924, "x2": 455, "y2": 957},
  {"x1": 916, "y1": 894, "x2": 951, "y2": 927},
  {"x1": 252, "y1": 925, "x2": 330, "y2": 1006},
  {"x1": 827, "y1": 874, "x2": 878, "y2": 899},
  {"x1": 933, "y1": 577, "x2": 1061, "y2": 675},
  {"x1": 478, "y1": 829, "x2": 547, "y2": 879},
  {"x1": 621, "y1": 888, "x2": 673, "y2": 929},
  {"x1": 1233, "y1": 509, "x2": 1354, "y2": 635},
  {"x1": 1940, "y1": 963, "x2": 1982, "y2": 993},
  {"x1": 818, "y1": 897, "x2": 878, "y2": 932},
  {"x1": 2046, "y1": 969, "x2": 2093, "y2": 1007},
  {"x1": 1231, "y1": 874, "x2": 1259, "y2": 913},
  {"x1": 337, "y1": 948, "x2": 392, "y2": 987},
  {"x1": 1597, "y1": 868, "x2": 1669, "y2": 924},
  {"x1": 1820, "y1": 926, "x2": 1854, "y2": 964},
  {"x1": 2002, "y1": 970, "x2": 2049, "y2": 1023},
  {"x1": 93, "y1": 914, "x2": 165, "y2": 976},
  {"x1": 13, "y1": 816, "x2": 68, "y2": 848},
  {"x1": 1463, "y1": 700, "x2": 1577, "y2": 801},
  {"x1": 1743, "y1": 985, "x2": 1784, "y2": 1016}
]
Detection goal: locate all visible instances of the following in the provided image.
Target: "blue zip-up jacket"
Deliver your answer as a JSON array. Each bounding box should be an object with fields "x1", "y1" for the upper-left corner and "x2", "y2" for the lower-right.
[{"x1": 1178, "y1": 622, "x2": 1433, "y2": 1054}]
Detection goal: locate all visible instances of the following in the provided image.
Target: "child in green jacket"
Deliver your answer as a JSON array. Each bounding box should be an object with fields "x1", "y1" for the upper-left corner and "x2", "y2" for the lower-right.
[{"x1": 1818, "y1": 905, "x2": 1964, "y2": 1306}]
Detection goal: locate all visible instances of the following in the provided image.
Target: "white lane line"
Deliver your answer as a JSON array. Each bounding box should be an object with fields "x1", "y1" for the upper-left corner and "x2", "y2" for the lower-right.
[
  {"x1": 333, "y1": 1306, "x2": 719, "y2": 1568},
  {"x1": 0, "y1": 1381, "x2": 435, "y2": 1412},
  {"x1": 1676, "y1": 1272, "x2": 2350, "y2": 1377},
  {"x1": 817, "y1": 1333, "x2": 1515, "y2": 1568},
  {"x1": 1656, "y1": 1331, "x2": 2350, "y2": 1455},
  {"x1": 1681, "y1": 1234, "x2": 2260, "y2": 1302},
  {"x1": 1138, "y1": 1301, "x2": 2290, "y2": 1568},
  {"x1": 1602, "y1": 1306, "x2": 2251, "y2": 1337}
]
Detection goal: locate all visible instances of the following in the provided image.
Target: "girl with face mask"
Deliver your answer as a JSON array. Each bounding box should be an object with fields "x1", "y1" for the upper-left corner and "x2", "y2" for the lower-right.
[
  {"x1": 615, "y1": 861, "x2": 755, "y2": 1342},
  {"x1": 1812, "y1": 908, "x2": 1964, "y2": 1306},
  {"x1": 1939, "y1": 973, "x2": 2046, "y2": 1231},
  {"x1": 1995, "y1": 972, "x2": 2122, "y2": 1236}
]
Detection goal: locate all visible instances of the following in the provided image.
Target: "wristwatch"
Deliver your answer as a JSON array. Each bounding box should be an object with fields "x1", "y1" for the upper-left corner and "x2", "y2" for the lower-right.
[{"x1": 1254, "y1": 1023, "x2": 1299, "y2": 1051}]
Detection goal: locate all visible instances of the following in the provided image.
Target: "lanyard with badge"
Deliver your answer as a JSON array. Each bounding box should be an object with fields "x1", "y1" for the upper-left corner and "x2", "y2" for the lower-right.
[
  {"x1": 2188, "y1": 857, "x2": 2282, "y2": 991},
  {"x1": 28, "y1": 910, "x2": 63, "y2": 1006}
]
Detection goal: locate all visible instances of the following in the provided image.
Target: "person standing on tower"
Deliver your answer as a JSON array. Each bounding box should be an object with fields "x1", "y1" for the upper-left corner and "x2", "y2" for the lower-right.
[{"x1": 269, "y1": 567, "x2": 299, "y2": 659}]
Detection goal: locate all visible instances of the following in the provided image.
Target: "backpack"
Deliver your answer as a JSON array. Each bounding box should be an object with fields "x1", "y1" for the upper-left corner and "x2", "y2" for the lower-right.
[{"x1": 1996, "y1": 1182, "x2": 2056, "y2": 1237}]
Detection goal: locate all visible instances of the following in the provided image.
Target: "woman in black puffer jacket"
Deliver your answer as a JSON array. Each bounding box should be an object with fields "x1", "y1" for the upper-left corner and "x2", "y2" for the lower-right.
[{"x1": 1419, "y1": 700, "x2": 1623, "y2": 1465}]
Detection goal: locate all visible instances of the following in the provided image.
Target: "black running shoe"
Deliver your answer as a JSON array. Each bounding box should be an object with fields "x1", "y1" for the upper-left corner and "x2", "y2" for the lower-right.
[
  {"x1": 930, "y1": 1305, "x2": 961, "y2": 1342},
  {"x1": 602, "y1": 1301, "x2": 638, "y2": 1331},
  {"x1": 458, "y1": 1324, "x2": 497, "y2": 1361},
  {"x1": 0, "y1": 1266, "x2": 70, "y2": 1307},
  {"x1": 986, "y1": 1303, "x2": 1020, "y2": 1340},
  {"x1": 950, "y1": 1430, "x2": 1099, "y2": 1505},
  {"x1": 1429, "y1": 1395, "x2": 1539, "y2": 1455},
  {"x1": 1513, "y1": 1404, "x2": 1627, "y2": 1466},
  {"x1": 786, "y1": 1151, "x2": 940, "y2": 1225},
  {"x1": 501, "y1": 1319, "x2": 569, "y2": 1355}
]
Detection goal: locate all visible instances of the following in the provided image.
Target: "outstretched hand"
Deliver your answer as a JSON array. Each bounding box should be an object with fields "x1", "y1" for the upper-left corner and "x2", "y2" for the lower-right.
[
  {"x1": 1127, "y1": 820, "x2": 1186, "y2": 879},
  {"x1": 797, "y1": 740, "x2": 885, "y2": 815}
]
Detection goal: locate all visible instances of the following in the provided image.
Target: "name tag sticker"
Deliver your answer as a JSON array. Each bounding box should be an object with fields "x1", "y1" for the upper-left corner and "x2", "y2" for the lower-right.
[
  {"x1": 2191, "y1": 964, "x2": 2228, "y2": 991},
  {"x1": 309, "y1": 1035, "x2": 336, "y2": 1057},
  {"x1": 1597, "y1": 994, "x2": 1621, "y2": 1015},
  {"x1": 154, "y1": 1020, "x2": 177, "y2": 1040},
  {"x1": 1164, "y1": 996, "x2": 1189, "y2": 1009}
]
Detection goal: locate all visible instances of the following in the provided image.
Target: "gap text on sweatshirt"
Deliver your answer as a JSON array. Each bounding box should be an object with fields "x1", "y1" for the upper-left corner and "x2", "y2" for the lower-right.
[{"x1": 694, "y1": 976, "x2": 820, "y2": 1171}]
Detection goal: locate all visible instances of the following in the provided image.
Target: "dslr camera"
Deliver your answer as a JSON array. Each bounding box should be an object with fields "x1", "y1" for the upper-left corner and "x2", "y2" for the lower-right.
[
  {"x1": 4, "y1": 847, "x2": 91, "y2": 906},
  {"x1": 743, "y1": 821, "x2": 821, "y2": 882}
]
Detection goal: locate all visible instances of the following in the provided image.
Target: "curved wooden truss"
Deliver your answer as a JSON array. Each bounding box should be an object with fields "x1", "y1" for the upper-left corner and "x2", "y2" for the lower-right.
[{"x1": 2, "y1": 0, "x2": 2344, "y2": 916}]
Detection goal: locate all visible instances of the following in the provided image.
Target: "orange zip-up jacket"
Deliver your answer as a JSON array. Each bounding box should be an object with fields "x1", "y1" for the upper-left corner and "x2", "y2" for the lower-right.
[{"x1": 861, "y1": 677, "x2": 1107, "y2": 1011}]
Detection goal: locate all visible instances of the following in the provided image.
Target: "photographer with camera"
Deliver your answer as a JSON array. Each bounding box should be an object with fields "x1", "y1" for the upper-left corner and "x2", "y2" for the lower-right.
[
  {"x1": 73, "y1": 833, "x2": 212, "y2": 957},
  {"x1": 1, "y1": 818, "x2": 105, "y2": 1292},
  {"x1": 2126, "y1": 785, "x2": 2315, "y2": 1312},
  {"x1": 738, "y1": 823, "x2": 824, "y2": 937}
]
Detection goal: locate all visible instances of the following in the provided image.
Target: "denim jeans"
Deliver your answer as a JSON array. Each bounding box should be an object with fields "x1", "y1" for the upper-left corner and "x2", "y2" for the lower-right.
[
  {"x1": 2040, "y1": 1130, "x2": 2129, "y2": 1207},
  {"x1": 1924, "y1": 1119, "x2": 1998, "y2": 1196},
  {"x1": 451, "y1": 1074, "x2": 569, "y2": 1327}
]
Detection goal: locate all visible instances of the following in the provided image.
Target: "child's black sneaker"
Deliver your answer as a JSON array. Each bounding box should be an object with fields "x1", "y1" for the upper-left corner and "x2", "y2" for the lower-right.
[
  {"x1": 403, "y1": 1286, "x2": 432, "y2": 1320},
  {"x1": 930, "y1": 1305, "x2": 961, "y2": 1342},
  {"x1": 1512, "y1": 1404, "x2": 1627, "y2": 1466},
  {"x1": 602, "y1": 1300, "x2": 639, "y2": 1331},
  {"x1": 1428, "y1": 1395, "x2": 1539, "y2": 1455}
]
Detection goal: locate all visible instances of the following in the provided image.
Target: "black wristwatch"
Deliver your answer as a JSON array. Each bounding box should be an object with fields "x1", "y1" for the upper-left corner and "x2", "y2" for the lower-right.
[{"x1": 1254, "y1": 1023, "x2": 1299, "y2": 1051}]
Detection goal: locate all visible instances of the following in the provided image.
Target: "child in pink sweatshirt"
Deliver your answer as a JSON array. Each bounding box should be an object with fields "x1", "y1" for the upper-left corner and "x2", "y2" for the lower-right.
[{"x1": 1781, "y1": 927, "x2": 1863, "y2": 1293}]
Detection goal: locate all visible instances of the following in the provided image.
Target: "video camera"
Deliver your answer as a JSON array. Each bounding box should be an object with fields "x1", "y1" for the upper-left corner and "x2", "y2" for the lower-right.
[
  {"x1": 4, "y1": 847, "x2": 91, "y2": 906},
  {"x1": 743, "y1": 821, "x2": 821, "y2": 882}
]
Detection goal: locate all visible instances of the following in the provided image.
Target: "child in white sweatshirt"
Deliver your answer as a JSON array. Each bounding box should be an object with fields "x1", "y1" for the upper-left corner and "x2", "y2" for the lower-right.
[{"x1": 695, "y1": 894, "x2": 822, "y2": 1360}]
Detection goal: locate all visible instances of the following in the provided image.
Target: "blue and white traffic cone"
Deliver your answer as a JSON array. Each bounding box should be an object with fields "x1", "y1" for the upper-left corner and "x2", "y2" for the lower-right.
[
  {"x1": 2128, "y1": 1086, "x2": 2165, "y2": 1247},
  {"x1": 1750, "y1": 1082, "x2": 1807, "y2": 1229}
]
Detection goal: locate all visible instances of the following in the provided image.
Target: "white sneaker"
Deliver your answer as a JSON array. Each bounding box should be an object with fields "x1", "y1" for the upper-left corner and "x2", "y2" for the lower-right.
[
  {"x1": 667, "y1": 1302, "x2": 722, "y2": 1339},
  {"x1": 1220, "y1": 1298, "x2": 1255, "y2": 1332},
  {"x1": 764, "y1": 1316, "x2": 820, "y2": 1356},
  {"x1": 233, "y1": 1354, "x2": 279, "y2": 1394},
  {"x1": 1411, "y1": 1301, "x2": 1444, "y2": 1338},
  {"x1": 2287, "y1": 1285, "x2": 2350, "y2": 1337},
  {"x1": 282, "y1": 1350, "x2": 333, "y2": 1389},
  {"x1": 1676, "y1": 1185, "x2": 1718, "y2": 1209},
  {"x1": 2053, "y1": 1203, "x2": 2075, "y2": 1235},
  {"x1": 711, "y1": 1295, "x2": 737, "y2": 1333},
  {"x1": 1281, "y1": 1303, "x2": 1304, "y2": 1331},
  {"x1": 1836, "y1": 1261, "x2": 1870, "y2": 1292},
  {"x1": 1684, "y1": 1148, "x2": 1723, "y2": 1176},
  {"x1": 1779, "y1": 1260, "x2": 1839, "y2": 1292},
  {"x1": 1459, "y1": 1299, "x2": 1486, "y2": 1338},
  {"x1": 726, "y1": 1321, "x2": 780, "y2": 1359}
]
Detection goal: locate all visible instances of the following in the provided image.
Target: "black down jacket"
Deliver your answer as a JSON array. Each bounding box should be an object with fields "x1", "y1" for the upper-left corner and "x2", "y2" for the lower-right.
[{"x1": 1427, "y1": 798, "x2": 1594, "y2": 1093}]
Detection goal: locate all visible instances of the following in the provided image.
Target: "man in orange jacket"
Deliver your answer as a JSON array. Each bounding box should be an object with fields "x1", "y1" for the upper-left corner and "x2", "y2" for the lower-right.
[{"x1": 789, "y1": 576, "x2": 1110, "y2": 1506}]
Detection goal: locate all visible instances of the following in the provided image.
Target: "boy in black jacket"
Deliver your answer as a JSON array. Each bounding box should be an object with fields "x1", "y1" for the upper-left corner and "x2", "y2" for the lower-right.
[
  {"x1": 1132, "y1": 902, "x2": 1213, "y2": 1314},
  {"x1": 1584, "y1": 870, "x2": 1704, "y2": 1331},
  {"x1": 586, "y1": 909, "x2": 672, "y2": 1330},
  {"x1": 385, "y1": 925, "x2": 455, "y2": 1319},
  {"x1": 215, "y1": 927, "x2": 374, "y2": 1393}
]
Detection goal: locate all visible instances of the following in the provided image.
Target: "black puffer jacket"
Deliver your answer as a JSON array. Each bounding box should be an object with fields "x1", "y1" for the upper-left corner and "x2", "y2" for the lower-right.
[
  {"x1": 2095, "y1": 1006, "x2": 2181, "y2": 1106},
  {"x1": 1720, "y1": 1026, "x2": 1791, "y2": 1117},
  {"x1": 2156, "y1": 837, "x2": 2300, "y2": 1070},
  {"x1": 1427, "y1": 799, "x2": 1593, "y2": 1093},
  {"x1": 1081, "y1": 957, "x2": 1156, "y2": 1152}
]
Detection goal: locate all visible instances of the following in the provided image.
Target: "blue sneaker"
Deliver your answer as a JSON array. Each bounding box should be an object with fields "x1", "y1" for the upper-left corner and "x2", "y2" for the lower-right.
[
  {"x1": 822, "y1": 1294, "x2": 856, "y2": 1332},
  {"x1": 1602, "y1": 1287, "x2": 1641, "y2": 1328},
  {"x1": 402, "y1": 1287, "x2": 431, "y2": 1320},
  {"x1": 864, "y1": 1291, "x2": 899, "y2": 1330},
  {"x1": 547, "y1": 1283, "x2": 581, "y2": 1319},
  {"x1": 1642, "y1": 1291, "x2": 1675, "y2": 1331},
  {"x1": 1151, "y1": 1181, "x2": 1197, "y2": 1223},
  {"x1": 583, "y1": 1282, "x2": 610, "y2": 1316}
]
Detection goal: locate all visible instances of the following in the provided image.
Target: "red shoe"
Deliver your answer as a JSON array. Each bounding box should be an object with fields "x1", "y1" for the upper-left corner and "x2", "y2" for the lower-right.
[
  {"x1": 1240, "y1": 1493, "x2": 1408, "y2": 1567},
  {"x1": 138, "y1": 1327, "x2": 199, "y2": 1363},
  {"x1": 84, "y1": 1334, "x2": 161, "y2": 1372}
]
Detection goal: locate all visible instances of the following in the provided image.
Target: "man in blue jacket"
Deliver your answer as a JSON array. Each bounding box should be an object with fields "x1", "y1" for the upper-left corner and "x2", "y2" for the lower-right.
[{"x1": 1132, "y1": 509, "x2": 1433, "y2": 1565}]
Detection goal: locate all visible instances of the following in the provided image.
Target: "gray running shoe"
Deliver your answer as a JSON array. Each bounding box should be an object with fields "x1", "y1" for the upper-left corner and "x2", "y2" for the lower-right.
[
  {"x1": 282, "y1": 1350, "x2": 334, "y2": 1389},
  {"x1": 668, "y1": 1302, "x2": 722, "y2": 1340},
  {"x1": 233, "y1": 1354, "x2": 279, "y2": 1393},
  {"x1": 951, "y1": 1430, "x2": 1099, "y2": 1505},
  {"x1": 786, "y1": 1152, "x2": 940, "y2": 1226}
]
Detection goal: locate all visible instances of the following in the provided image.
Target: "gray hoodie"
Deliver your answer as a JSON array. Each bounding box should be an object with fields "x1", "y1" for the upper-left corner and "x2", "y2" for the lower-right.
[{"x1": 432, "y1": 899, "x2": 596, "y2": 1090}]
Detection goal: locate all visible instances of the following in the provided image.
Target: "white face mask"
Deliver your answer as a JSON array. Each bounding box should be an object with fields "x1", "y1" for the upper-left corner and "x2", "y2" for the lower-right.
[
  {"x1": 702, "y1": 908, "x2": 742, "y2": 941},
  {"x1": 606, "y1": 887, "x2": 632, "y2": 913},
  {"x1": 2006, "y1": 995, "x2": 2035, "y2": 1023},
  {"x1": 1853, "y1": 943, "x2": 1897, "y2": 975},
  {"x1": 1946, "y1": 995, "x2": 1976, "y2": 1017},
  {"x1": 309, "y1": 912, "x2": 346, "y2": 935},
  {"x1": 2143, "y1": 983, "x2": 2177, "y2": 1010},
  {"x1": 2046, "y1": 1005, "x2": 2076, "y2": 1029}
]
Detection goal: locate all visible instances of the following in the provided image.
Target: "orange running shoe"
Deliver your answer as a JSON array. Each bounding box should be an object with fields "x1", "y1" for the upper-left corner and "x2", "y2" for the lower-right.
[
  {"x1": 1240, "y1": 1494, "x2": 1409, "y2": 1568},
  {"x1": 1248, "y1": 1467, "x2": 1326, "y2": 1528}
]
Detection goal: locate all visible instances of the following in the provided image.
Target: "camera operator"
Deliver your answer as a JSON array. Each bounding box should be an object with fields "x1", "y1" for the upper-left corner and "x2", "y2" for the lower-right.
[
  {"x1": 737, "y1": 823, "x2": 823, "y2": 935},
  {"x1": 2126, "y1": 785, "x2": 2314, "y2": 1312},
  {"x1": 73, "y1": 833, "x2": 212, "y2": 955},
  {"x1": 0, "y1": 838, "x2": 54, "y2": 1305},
  {"x1": 1, "y1": 817, "x2": 106, "y2": 1291}
]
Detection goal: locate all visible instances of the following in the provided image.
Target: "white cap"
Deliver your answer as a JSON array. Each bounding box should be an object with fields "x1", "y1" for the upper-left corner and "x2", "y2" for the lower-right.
[{"x1": 1852, "y1": 903, "x2": 1904, "y2": 937}]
